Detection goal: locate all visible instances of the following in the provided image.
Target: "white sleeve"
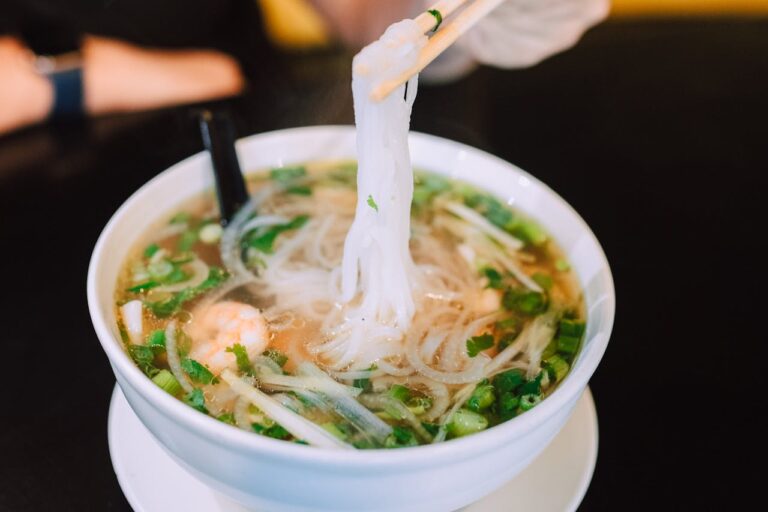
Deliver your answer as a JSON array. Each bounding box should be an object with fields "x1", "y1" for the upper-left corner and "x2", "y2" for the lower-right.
[
  {"x1": 422, "y1": 0, "x2": 609, "y2": 81},
  {"x1": 458, "y1": 0, "x2": 610, "y2": 68}
]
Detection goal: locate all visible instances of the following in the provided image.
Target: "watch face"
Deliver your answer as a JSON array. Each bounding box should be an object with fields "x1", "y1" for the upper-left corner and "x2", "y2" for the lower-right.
[{"x1": 33, "y1": 51, "x2": 83, "y2": 75}]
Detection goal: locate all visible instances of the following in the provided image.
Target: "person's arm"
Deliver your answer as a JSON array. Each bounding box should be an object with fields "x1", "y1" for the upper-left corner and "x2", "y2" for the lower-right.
[{"x1": 0, "y1": 35, "x2": 244, "y2": 136}]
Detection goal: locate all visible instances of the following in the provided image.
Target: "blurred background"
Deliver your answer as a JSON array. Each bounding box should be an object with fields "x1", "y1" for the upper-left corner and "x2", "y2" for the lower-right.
[{"x1": 0, "y1": 1, "x2": 765, "y2": 511}]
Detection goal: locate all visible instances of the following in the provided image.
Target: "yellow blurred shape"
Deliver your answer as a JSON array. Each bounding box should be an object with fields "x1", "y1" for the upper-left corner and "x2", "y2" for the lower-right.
[
  {"x1": 613, "y1": 0, "x2": 768, "y2": 16},
  {"x1": 257, "y1": 0, "x2": 330, "y2": 48},
  {"x1": 259, "y1": 0, "x2": 768, "y2": 49}
]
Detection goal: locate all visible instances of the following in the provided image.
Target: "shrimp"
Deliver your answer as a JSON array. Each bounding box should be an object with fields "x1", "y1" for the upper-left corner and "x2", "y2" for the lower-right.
[{"x1": 188, "y1": 301, "x2": 270, "y2": 374}]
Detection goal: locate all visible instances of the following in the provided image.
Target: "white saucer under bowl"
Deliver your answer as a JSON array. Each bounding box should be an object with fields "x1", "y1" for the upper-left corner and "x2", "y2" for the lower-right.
[{"x1": 108, "y1": 386, "x2": 598, "y2": 512}]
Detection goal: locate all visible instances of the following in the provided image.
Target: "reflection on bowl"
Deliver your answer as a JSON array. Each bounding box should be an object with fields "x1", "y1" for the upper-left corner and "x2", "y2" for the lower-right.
[{"x1": 88, "y1": 126, "x2": 614, "y2": 512}]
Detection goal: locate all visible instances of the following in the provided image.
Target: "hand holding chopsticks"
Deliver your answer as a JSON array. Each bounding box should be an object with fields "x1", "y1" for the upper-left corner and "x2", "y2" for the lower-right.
[{"x1": 370, "y1": 0, "x2": 507, "y2": 101}]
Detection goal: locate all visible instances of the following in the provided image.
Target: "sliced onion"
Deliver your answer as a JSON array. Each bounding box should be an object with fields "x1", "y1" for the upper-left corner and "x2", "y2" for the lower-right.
[
  {"x1": 443, "y1": 201, "x2": 524, "y2": 251},
  {"x1": 155, "y1": 258, "x2": 210, "y2": 293},
  {"x1": 119, "y1": 300, "x2": 143, "y2": 345},
  {"x1": 358, "y1": 394, "x2": 432, "y2": 442},
  {"x1": 405, "y1": 329, "x2": 489, "y2": 384},
  {"x1": 221, "y1": 369, "x2": 351, "y2": 449},
  {"x1": 164, "y1": 321, "x2": 193, "y2": 393}
]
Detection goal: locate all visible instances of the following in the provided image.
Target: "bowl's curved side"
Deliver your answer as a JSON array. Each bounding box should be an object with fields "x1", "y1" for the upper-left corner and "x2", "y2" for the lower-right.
[{"x1": 88, "y1": 125, "x2": 614, "y2": 512}]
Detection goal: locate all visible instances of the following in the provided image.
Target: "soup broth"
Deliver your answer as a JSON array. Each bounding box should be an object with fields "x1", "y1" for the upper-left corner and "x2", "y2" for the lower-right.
[{"x1": 115, "y1": 162, "x2": 585, "y2": 448}]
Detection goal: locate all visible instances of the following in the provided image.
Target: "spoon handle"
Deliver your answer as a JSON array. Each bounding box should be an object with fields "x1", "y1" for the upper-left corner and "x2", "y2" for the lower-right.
[{"x1": 198, "y1": 110, "x2": 249, "y2": 226}]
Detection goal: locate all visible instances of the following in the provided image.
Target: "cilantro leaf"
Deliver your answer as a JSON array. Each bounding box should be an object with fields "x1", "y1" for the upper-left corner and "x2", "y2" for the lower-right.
[
  {"x1": 466, "y1": 334, "x2": 494, "y2": 357},
  {"x1": 367, "y1": 194, "x2": 379, "y2": 212},
  {"x1": 183, "y1": 389, "x2": 208, "y2": 414},
  {"x1": 128, "y1": 345, "x2": 159, "y2": 377},
  {"x1": 246, "y1": 215, "x2": 309, "y2": 254},
  {"x1": 181, "y1": 358, "x2": 218, "y2": 385}
]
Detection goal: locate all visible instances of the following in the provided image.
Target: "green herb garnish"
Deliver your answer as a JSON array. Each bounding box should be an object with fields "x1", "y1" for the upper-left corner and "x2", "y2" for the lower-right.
[
  {"x1": 262, "y1": 349, "x2": 288, "y2": 368},
  {"x1": 227, "y1": 344, "x2": 254, "y2": 375},
  {"x1": 181, "y1": 358, "x2": 218, "y2": 385},
  {"x1": 183, "y1": 389, "x2": 208, "y2": 414},
  {"x1": 367, "y1": 195, "x2": 379, "y2": 212},
  {"x1": 466, "y1": 334, "x2": 494, "y2": 357},
  {"x1": 270, "y1": 166, "x2": 306, "y2": 182}
]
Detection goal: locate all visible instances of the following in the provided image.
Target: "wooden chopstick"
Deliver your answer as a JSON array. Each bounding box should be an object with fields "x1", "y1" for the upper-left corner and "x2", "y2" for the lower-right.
[
  {"x1": 413, "y1": 0, "x2": 470, "y2": 33},
  {"x1": 370, "y1": 0, "x2": 506, "y2": 101}
]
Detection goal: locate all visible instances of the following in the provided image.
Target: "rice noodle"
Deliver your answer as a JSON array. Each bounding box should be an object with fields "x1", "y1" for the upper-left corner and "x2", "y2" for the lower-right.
[{"x1": 233, "y1": 396, "x2": 252, "y2": 431}]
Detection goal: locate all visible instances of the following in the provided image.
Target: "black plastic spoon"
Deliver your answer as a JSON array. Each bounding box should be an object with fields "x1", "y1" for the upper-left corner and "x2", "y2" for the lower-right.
[{"x1": 198, "y1": 109, "x2": 249, "y2": 226}]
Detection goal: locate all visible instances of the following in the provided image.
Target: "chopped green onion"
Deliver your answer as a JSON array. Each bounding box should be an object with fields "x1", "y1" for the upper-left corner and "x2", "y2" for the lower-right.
[
  {"x1": 559, "y1": 319, "x2": 586, "y2": 338},
  {"x1": 128, "y1": 345, "x2": 158, "y2": 377},
  {"x1": 152, "y1": 369, "x2": 182, "y2": 396},
  {"x1": 447, "y1": 409, "x2": 488, "y2": 437},
  {"x1": 494, "y1": 369, "x2": 525, "y2": 393},
  {"x1": 126, "y1": 281, "x2": 160, "y2": 293},
  {"x1": 177, "y1": 230, "x2": 198, "y2": 252},
  {"x1": 322, "y1": 423, "x2": 349, "y2": 441},
  {"x1": 146, "y1": 329, "x2": 166, "y2": 353},
  {"x1": 519, "y1": 374, "x2": 543, "y2": 396},
  {"x1": 286, "y1": 185, "x2": 312, "y2": 196},
  {"x1": 199, "y1": 223, "x2": 223, "y2": 244},
  {"x1": 498, "y1": 392, "x2": 520, "y2": 420},
  {"x1": 227, "y1": 344, "x2": 254, "y2": 375},
  {"x1": 481, "y1": 267, "x2": 504, "y2": 289},
  {"x1": 263, "y1": 424, "x2": 291, "y2": 440},
  {"x1": 388, "y1": 384, "x2": 411, "y2": 402},
  {"x1": 406, "y1": 396, "x2": 432, "y2": 416},
  {"x1": 503, "y1": 289, "x2": 548, "y2": 315},
  {"x1": 541, "y1": 338, "x2": 559, "y2": 359},
  {"x1": 270, "y1": 166, "x2": 306, "y2": 182},
  {"x1": 427, "y1": 8, "x2": 442, "y2": 30},
  {"x1": 183, "y1": 389, "x2": 208, "y2": 414},
  {"x1": 557, "y1": 335, "x2": 580, "y2": 355},
  {"x1": 384, "y1": 426, "x2": 419, "y2": 448},
  {"x1": 169, "y1": 212, "x2": 190, "y2": 225},
  {"x1": 544, "y1": 355, "x2": 570, "y2": 383},
  {"x1": 367, "y1": 194, "x2": 379, "y2": 212},
  {"x1": 217, "y1": 413, "x2": 236, "y2": 425},
  {"x1": 509, "y1": 219, "x2": 547, "y2": 246},
  {"x1": 466, "y1": 383, "x2": 495, "y2": 412},
  {"x1": 532, "y1": 272, "x2": 553, "y2": 291},
  {"x1": 247, "y1": 215, "x2": 309, "y2": 254},
  {"x1": 555, "y1": 259, "x2": 571, "y2": 272},
  {"x1": 143, "y1": 243, "x2": 160, "y2": 258},
  {"x1": 466, "y1": 334, "x2": 494, "y2": 357},
  {"x1": 519, "y1": 393, "x2": 542, "y2": 411},
  {"x1": 162, "y1": 265, "x2": 190, "y2": 284},
  {"x1": 421, "y1": 422, "x2": 440, "y2": 436}
]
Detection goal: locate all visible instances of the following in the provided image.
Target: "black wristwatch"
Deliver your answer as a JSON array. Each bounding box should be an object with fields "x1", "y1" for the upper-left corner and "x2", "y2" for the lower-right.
[{"x1": 29, "y1": 50, "x2": 85, "y2": 120}]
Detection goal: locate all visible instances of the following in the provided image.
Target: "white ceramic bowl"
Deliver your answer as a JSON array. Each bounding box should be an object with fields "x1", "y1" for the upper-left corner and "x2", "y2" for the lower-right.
[{"x1": 88, "y1": 126, "x2": 614, "y2": 512}]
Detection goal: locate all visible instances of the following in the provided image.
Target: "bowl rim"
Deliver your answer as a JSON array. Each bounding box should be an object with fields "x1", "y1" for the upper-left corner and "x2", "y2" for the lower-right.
[{"x1": 87, "y1": 125, "x2": 615, "y2": 468}]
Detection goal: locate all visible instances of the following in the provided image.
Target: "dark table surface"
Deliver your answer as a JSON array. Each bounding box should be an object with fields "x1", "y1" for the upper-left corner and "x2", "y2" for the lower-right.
[{"x1": 0, "y1": 18, "x2": 764, "y2": 511}]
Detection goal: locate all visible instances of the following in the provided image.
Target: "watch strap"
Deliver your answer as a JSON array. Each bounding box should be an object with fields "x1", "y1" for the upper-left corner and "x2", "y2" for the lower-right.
[{"x1": 48, "y1": 66, "x2": 84, "y2": 119}]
